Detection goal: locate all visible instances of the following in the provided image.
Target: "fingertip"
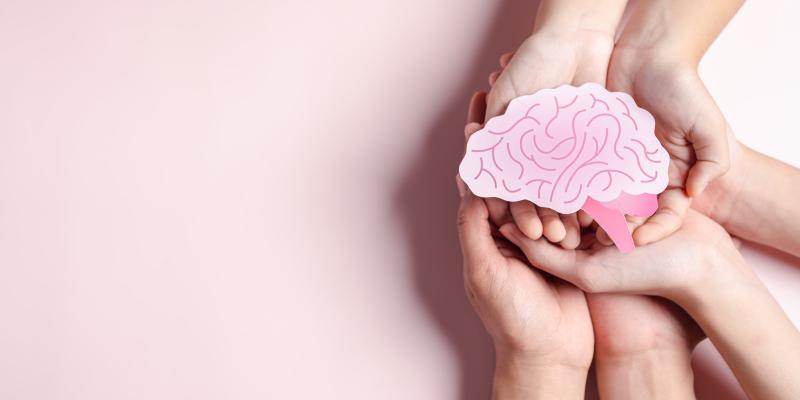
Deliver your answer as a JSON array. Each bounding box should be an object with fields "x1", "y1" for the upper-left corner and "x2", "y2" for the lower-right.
[
  {"x1": 543, "y1": 220, "x2": 567, "y2": 243},
  {"x1": 686, "y1": 175, "x2": 709, "y2": 198},
  {"x1": 577, "y1": 210, "x2": 593, "y2": 228},
  {"x1": 686, "y1": 161, "x2": 727, "y2": 197},
  {"x1": 560, "y1": 214, "x2": 581, "y2": 249},
  {"x1": 464, "y1": 122, "x2": 482, "y2": 139},
  {"x1": 631, "y1": 222, "x2": 669, "y2": 246},
  {"x1": 467, "y1": 91, "x2": 487, "y2": 124},
  {"x1": 498, "y1": 223, "x2": 522, "y2": 245},
  {"x1": 560, "y1": 236, "x2": 580, "y2": 250},
  {"x1": 521, "y1": 219, "x2": 543, "y2": 241},
  {"x1": 499, "y1": 51, "x2": 514, "y2": 67},
  {"x1": 488, "y1": 70, "x2": 501, "y2": 86},
  {"x1": 631, "y1": 227, "x2": 652, "y2": 246}
]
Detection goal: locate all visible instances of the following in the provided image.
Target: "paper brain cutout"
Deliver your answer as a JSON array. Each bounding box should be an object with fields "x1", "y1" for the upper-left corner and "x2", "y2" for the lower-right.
[{"x1": 459, "y1": 83, "x2": 669, "y2": 253}]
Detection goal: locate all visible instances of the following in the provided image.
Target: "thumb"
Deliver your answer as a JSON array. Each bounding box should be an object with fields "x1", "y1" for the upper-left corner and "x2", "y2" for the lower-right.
[
  {"x1": 483, "y1": 77, "x2": 515, "y2": 122},
  {"x1": 456, "y1": 176, "x2": 500, "y2": 269},
  {"x1": 687, "y1": 159, "x2": 727, "y2": 197},
  {"x1": 686, "y1": 110, "x2": 730, "y2": 196}
]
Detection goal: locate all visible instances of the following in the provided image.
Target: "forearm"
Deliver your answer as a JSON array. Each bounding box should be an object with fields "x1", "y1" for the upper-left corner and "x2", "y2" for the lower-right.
[
  {"x1": 493, "y1": 350, "x2": 588, "y2": 400},
  {"x1": 595, "y1": 350, "x2": 695, "y2": 400},
  {"x1": 533, "y1": 0, "x2": 627, "y2": 38},
  {"x1": 678, "y1": 255, "x2": 800, "y2": 399},
  {"x1": 700, "y1": 143, "x2": 800, "y2": 257},
  {"x1": 616, "y1": 0, "x2": 744, "y2": 64}
]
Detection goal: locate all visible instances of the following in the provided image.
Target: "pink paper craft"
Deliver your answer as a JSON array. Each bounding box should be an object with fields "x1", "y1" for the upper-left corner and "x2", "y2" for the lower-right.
[{"x1": 458, "y1": 83, "x2": 669, "y2": 253}]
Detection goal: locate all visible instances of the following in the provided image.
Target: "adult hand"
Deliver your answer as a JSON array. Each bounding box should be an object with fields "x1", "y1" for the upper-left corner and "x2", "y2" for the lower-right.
[
  {"x1": 457, "y1": 92, "x2": 593, "y2": 399},
  {"x1": 482, "y1": 0, "x2": 627, "y2": 249}
]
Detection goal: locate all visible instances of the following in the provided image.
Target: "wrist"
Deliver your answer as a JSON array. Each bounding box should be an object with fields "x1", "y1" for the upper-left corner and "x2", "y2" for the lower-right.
[
  {"x1": 533, "y1": 0, "x2": 626, "y2": 41},
  {"x1": 692, "y1": 138, "x2": 749, "y2": 229},
  {"x1": 493, "y1": 350, "x2": 589, "y2": 400},
  {"x1": 614, "y1": 0, "x2": 742, "y2": 67},
  {"x1": 596, "y1": 349, "x2": 696, "y2": 400},
  {"x1": 610, "y1": 45, "x2": 699, "y2": 86},
  {"x1": 675, "y1": 244, "x2": 762, "y2": 321}
]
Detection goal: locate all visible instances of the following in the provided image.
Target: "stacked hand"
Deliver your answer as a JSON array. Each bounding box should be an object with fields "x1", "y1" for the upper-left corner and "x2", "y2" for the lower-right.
[
  {"x1": 456, "y1": 2, "x2": 800, "y2": 399},
  {"x1": 458, "y1": 93, "x2": 705, "y2": 399}
]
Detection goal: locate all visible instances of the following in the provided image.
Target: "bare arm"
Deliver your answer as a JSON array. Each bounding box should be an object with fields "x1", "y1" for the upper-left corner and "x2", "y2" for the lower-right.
[
  {"x1": 682, "y1": 250, "x2": 800, "y2": 399},
  {"x1": 616, "y1": 0, "x2": 745, "y2": 65},
  {"x1": 596, "y1": 349, "x2": 696, "y2": 400},
  {"x1": 694, "y1": 138, "x2": 800, "y2": 257},
  {"x1": 501, "y1": 210, "x2": 800, "y2": 400}
]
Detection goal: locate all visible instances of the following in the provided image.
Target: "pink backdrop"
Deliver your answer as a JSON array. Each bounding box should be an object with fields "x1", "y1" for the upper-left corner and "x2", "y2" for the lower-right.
[{"x1": 1, "y1": 1, "x2": 798, "y2": 399}]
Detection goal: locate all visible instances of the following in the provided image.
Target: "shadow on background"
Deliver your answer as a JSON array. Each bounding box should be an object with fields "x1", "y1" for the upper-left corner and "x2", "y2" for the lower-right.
[{"x1": 395, "y1": 1, "x2": 539, "y2": 398}]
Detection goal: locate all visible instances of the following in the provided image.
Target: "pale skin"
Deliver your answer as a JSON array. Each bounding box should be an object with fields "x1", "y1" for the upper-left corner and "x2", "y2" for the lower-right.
[
  {"x1": 499, "y1": 206, "x2": 800, "y2": 400},
  {"x1": 460, "y1": 92, "x2": 703, "y2": 399},
  {"x1": 488, "y1": 0, "x2": 743, "y2": 247},
  {"x1": 495, "y1": 133, "x2": 800, "y2": 398},
  {"x1": 462, "y1": 98, "x2": 800, "y2": 398},
  {"x1": 463, "y1": 1, "x2": 800, "y2": 398},
  {"x1": 483, "y1": 0, "x2": 628, "y2": 250},
  {"x1": 458, "y1": 94, "x2": 593, "y2": 400},
  {"x1": 474, "y1": 0, "x2": 744, "y2": 398}
]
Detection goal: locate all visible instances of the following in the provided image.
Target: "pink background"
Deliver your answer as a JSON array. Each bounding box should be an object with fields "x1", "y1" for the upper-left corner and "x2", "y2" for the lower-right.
[{"x1": 1, "y1": 1, "x2": 798, "y2": 399}]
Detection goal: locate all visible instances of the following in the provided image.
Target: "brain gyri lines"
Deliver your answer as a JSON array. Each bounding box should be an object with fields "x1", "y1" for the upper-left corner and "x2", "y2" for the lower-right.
[{"x1": 459, "y1": 83, "x2": 670, "y2": 252}]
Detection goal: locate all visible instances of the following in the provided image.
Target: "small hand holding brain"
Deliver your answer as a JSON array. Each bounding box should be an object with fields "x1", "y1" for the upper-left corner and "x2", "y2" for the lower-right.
[{"x1": 459, "y1": 83, "x2": 669, "y2": 252}]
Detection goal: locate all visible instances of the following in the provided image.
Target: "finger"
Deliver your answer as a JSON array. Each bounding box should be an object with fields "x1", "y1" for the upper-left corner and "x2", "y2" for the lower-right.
[
  {"x1": 456, "y1": 177, "x2": 501, "y2": 267},
  {"x1": 498, "y1": 223, "x2": 583, "y2": 285},
  {"x1": 596, "y1": 226, "x2": 613, "y2": 247},
  {"x1": 632, "y1": 188, "x2": 691, "y2": 246},
  {"x1": 487, "y1": 197, "x2": 511, "y2": 227},
  {"x1": 464, "y1": 122, "x2": 482, "y2": 140},
  {"x1": 577, "y1": 210, "x2": 593, "y2": 228},
  {"x1": 467, "y1": 91, "x2": 487, "y2": 125},
  {"x1": 499, "y1": 51, "x2": 514, "y2": 68},
  {"x1": 538, "y1": 207, "x2": 567, "y2": 243},
  {"x1": 509, "y1": 201, "x2": 543, "y2": 240},
  {"x1": 686, "y1": 101, "x2": 730, "y2": 196},
  {"x1": 687, "y1": 159, "x2": 729, "y2": 198},
  {"x1": 488, "y1": 70, "x2": 501, "y2": 86},
  {"x1": 731, "y1": 235, "x2": 743, "y2": 250},
  {"x1": 560, "y1": 213, "x2": 581, "y2": 249}
]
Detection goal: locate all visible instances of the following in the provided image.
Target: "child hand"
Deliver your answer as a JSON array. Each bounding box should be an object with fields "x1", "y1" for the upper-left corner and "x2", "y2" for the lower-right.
[
  {"x1": 498, "y1": 209, "x2": 748, "y2": 300},
  {"x1": 608, "y1": 50, "x2": 729, "y2": 246}
]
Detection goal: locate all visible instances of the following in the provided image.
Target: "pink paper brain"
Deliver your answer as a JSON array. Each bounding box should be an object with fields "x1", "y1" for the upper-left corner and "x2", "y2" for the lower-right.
[{"x1": 458, "y1": 83, "x2": 670, "y2": 253}]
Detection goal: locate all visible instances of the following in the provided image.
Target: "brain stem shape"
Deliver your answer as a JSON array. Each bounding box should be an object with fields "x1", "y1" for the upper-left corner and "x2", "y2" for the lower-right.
[{"x1": 459, "y1": 83, "x2": 669, "y2": 253}]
